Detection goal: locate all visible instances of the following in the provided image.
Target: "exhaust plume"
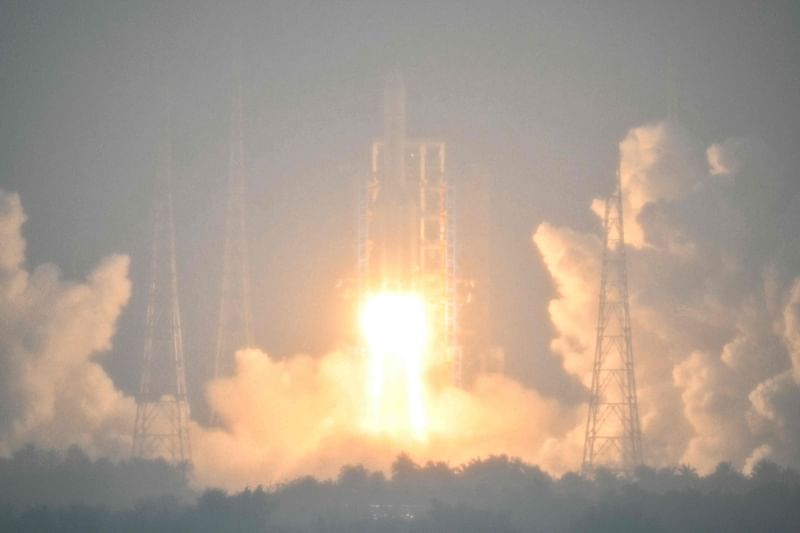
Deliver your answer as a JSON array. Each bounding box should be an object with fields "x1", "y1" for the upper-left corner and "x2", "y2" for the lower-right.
[{"x1": 193, "y1": 347, "x2": 581, "y2": 489}]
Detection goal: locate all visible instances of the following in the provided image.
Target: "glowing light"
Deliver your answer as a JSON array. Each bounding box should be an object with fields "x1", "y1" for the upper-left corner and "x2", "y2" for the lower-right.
[{"x1": 360, "y1": 292, "x2": 429, "y2": 439}]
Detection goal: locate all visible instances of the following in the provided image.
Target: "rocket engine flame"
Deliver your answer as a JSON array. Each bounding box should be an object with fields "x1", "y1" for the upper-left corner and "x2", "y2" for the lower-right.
[{"x1": 360, "y1": 292, "x2": 429, "y2": 439}]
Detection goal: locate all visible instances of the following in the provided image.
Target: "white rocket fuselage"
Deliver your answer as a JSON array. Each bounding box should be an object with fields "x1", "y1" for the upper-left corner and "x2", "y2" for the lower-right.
[{"x1": 372, "y1": 71, "x2": 418, "y2": 290}]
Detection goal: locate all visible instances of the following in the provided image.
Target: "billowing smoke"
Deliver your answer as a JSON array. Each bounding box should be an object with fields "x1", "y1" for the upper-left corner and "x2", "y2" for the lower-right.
[
  {"x1": 533, "y1": 119, "x2": 800, "y2": 472},
  {"x1": 0, "y1": 190, "x2": 135, "y2": 457},
  {"x1": 193, "y1": 347, "x2": 580, "y2": 489},
  {"x1": 0, "y1": 187, "x2": 577, "y2": 489},
  {"x1": 3, "y1": 116, "x2": 799, "y2": 488}
]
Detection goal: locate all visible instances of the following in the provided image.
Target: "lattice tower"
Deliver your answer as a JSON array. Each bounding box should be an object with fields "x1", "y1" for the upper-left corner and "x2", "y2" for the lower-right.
[
  {"x1": 582, "y1": 172, "x2": 643, "y2": 475},
  {"x1": 132, "y1": 132, "x2": 192, "y2": 466},
  {"x1": 212, "y1": 63, "x2": 253, "y2": 392}
]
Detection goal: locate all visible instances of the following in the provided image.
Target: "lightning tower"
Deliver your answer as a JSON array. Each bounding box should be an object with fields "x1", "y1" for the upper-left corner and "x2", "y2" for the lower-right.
[
  {"x1": 211, "y1": 61, "x2": 253, "y2": 392},
  {"x1": 132, "y1": 131, "x2": 192, "y2": 466},
  {"x1": 582, "y1": 172, "x2": 643, "y2": 475}
]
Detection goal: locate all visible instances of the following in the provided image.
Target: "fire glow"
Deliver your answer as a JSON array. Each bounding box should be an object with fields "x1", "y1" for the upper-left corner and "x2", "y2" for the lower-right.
[{"x1": 360, "y1": 292, "x2": 430, "y2": 439}]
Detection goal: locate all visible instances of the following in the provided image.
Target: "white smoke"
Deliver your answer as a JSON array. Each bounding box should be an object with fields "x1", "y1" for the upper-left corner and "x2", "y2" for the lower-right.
[
  {"x1": 533, "y1": 119, "x2": 800, "y2": 472},
  {"x1": 0, "y1": 190, "x2": 135, "y2": 457},
  {"x1": 192, "y1": 347, "x2": 581, "y2": 489},
  {"x1": 3, "y1": 115, "x2": 799, "y2": 486},
  {"x1": 0, "y1": 188, "x2": 579, "y2": 489}
]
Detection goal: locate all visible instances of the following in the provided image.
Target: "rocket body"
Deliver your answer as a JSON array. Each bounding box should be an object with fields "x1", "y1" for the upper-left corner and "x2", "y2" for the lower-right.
[{"x1": 371, "y1": 70, "x2": 419, "y2": 290}]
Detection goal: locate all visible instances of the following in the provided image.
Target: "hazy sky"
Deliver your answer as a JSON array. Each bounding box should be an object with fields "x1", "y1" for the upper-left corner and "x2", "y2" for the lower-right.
[{"x1": 2, "y1": 0, "x2": 799, "y2": 417}]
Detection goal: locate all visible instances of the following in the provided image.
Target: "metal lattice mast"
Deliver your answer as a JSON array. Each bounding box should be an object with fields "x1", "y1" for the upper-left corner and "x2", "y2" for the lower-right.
[
  {"x1": 212, "y1": 60, "x2": 253, "y2": 389},
  {"x1": 582, "y1": 172, "x2": 643, "y2": 475},
  {"x1": 132, "y1": 129, "x2": 192, "y2": 466}
]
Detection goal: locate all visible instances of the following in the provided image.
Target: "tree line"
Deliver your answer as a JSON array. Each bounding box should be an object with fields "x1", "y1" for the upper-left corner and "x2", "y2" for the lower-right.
[{"x1": 1, "y1": 445, "x2": 799, "y2": 532}]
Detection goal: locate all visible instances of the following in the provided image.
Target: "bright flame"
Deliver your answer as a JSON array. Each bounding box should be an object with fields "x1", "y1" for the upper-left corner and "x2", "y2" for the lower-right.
[{"x1": 360, "y1": 292, "x2": 429, "y2": 439}]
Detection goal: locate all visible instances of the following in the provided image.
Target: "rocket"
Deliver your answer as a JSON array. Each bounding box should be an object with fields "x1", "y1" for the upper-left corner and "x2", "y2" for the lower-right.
[{"x1": 372, "y1": 70, "x2": 419, "y2": 290}]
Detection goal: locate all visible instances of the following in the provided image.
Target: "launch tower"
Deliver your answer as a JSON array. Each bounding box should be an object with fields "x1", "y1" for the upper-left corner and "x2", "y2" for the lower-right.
[{"x1": 359, "y1": 71, "x2": 464, "y2": 386}]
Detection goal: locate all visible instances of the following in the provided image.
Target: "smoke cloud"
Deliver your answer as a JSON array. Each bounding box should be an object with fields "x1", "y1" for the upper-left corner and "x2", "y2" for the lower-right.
[
  {"x1": 0, "y1": 190, "x2": 135, "y2": 457},
  {"x1": 0, "y1": 188, "x2": 579, "y2": 489},
  {"x1": 189, "y1": 160, "x2": 800, "y2": 483},
  {"x1": 533, "y1": 119, "x2": 800, "y2": 472},
  {"x1": 2, "y1": 116, "x2": 798, "y2": 488},
  {"x1": 193, "y1": 347, "x2": 581, "y2": 489}
]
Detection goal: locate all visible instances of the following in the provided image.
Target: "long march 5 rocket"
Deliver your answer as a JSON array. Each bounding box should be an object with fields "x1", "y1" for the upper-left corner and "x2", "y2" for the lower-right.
[{"x1": 372, "y1": 70, "x2": 419, "y2": 290}]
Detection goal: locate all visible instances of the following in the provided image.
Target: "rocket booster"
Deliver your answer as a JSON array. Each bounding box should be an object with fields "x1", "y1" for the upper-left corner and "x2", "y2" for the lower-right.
[{"x1": 372, "y1": 70, "x2": 419, "y2": 289}]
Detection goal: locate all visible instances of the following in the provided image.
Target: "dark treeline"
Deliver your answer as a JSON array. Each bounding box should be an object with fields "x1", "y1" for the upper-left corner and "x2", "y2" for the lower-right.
[
  {"x1": 2, "y1": 447, "x2": 800, "y2": 532},
  {"x1": 0, "y1": 445, "x2": 194, "y2": 510}
]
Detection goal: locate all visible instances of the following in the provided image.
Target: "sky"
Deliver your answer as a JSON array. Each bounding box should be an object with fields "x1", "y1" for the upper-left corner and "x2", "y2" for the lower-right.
[{"x1": 1, "y1": 0, "x2": 800, "y2": 482}]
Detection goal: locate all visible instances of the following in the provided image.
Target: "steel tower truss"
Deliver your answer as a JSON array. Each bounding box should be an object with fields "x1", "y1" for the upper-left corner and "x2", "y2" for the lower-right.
[
  {"x1": 132, "y1": 138, "x2": 192, "y2": 466},
  {"x1": 212, "y1": 71, "x2": 253, "y2": 390},
  {"x1": 582, "y1": 173, "x2": 643, "y2": 475}
]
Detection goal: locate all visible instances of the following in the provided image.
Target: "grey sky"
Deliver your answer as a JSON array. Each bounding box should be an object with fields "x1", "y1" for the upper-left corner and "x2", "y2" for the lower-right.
[{"x1": 1, "y1": 0, "x2": 799, "y2": 417}]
